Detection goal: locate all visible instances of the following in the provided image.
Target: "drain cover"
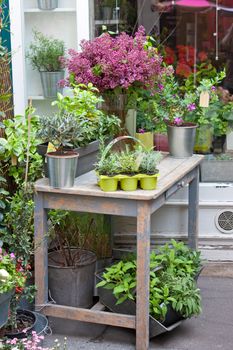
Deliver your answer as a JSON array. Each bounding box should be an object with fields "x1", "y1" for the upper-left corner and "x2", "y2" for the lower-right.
[{"x1": 215, "y1": 210, "x2": 233, "y2": 234}]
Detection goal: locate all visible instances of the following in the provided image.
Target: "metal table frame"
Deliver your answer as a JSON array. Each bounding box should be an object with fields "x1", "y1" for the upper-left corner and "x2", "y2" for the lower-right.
[{"x1": 34, "y1": 155, "x2": 203, "y2": 350}]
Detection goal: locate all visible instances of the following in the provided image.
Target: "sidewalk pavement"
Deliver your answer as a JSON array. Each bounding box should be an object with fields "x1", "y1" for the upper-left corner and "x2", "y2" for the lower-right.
[{"x1": 44, "y1": 266, "x2": 233, "y2": 350}]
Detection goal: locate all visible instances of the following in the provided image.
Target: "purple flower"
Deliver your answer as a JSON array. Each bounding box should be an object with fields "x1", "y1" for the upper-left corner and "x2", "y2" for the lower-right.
[
  {"x1": 10, "y1": 252, "x2": 16, "y2": 259},
  {"x1": 63, "y1": 26, "x2": 164, "y2": 93},
  {"x1": 139, "y1": 128, "x2": 145, "y2": 134},
  {"x1": 187, "y1": 103, "x2": 196, "y2": 111},
  {"x1": 211, "y1": 86, "x2": 216, "y2": 91},
  {"x1": 174, "y1": 117, "x2": 184, "y2": 126},
  {"x1": 158, "y1": 83, "x2": 164, "y2": 90}
]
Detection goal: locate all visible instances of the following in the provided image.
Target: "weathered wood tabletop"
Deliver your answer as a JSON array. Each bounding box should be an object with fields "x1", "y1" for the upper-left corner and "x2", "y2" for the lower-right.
[{"x1": 34, "y1": 154, "x2": 203, "y2": 350}]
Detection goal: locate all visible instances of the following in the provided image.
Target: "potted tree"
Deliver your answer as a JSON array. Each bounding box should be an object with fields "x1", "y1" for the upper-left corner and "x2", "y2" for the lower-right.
[
  {"x1": 27, "y1": 31, "x2": 65, "y2": 98},
  {"x1": 37, "y1": 112, "x2": 81, "y2": 188}
]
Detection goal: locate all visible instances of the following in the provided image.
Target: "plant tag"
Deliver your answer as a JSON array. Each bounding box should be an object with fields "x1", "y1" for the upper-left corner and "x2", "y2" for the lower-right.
[
  {"x1": 47, "y1": 142, "x2": 56, "y2": 153},
  {"x1": 11, "y1": 155, "x2": 17, "y2": 166},
  {"x1": 199, "y1": 91, "x2": 210, "y2": 107}
]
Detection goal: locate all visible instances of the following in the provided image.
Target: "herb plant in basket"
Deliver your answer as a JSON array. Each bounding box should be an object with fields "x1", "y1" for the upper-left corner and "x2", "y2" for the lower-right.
[
  {"x1": 27, "y1": 31, "x2": 65, "y2": 98},
  {"x1": 37, "y1": 112, "x2": 82, "y2": 188}
]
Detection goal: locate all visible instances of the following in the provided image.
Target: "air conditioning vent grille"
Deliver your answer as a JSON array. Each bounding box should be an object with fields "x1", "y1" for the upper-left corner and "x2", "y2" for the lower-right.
[{"x1": 215, "y1": 210, "x2": 233, "y2": 234}]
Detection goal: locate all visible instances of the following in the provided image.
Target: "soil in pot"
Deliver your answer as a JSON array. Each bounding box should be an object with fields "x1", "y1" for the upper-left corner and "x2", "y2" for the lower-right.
[
  {"x1": 4, "y1": 309, "x2": 36, "y2": 339},
  {"x1": 48, "y1": 248, "x2": 97, "y2": 308}
]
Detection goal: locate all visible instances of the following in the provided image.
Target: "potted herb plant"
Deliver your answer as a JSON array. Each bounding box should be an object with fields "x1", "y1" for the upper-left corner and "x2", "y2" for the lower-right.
[
  {"x1": 27, "y1": 31, "x2": 65, "y2": 98},
  {"x1": 37, "y1": 0, "x2": 58, "y2": 10},
  {"x1": 137, "y1": 149, "x2": 162, "y2": 190},
  {"x1": 37, "y1": 84, "x2": 121, "y2": 178},
  {"x1": 37, "y1": 112, "x2": 81, "y2": 188},
  {"x1": 96, "y1": 239, "x2": 202, "y2": 337},
  {"x1": 0, "y1": 248, "x2": 25, "y2": 329}
]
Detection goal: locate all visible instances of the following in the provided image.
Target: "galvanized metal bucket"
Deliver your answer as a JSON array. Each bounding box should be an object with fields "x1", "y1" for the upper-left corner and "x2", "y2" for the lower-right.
[
  {"x1": 37, "y1": 0, "x2": 58, "y2": 10},
  {"x1": 40, "y1": 71, "x2": 64, "y2": 98},
  {"x1": 167, "y1": 123, "x2": 197, "y2": 158},
  {"x1": 48, "y1": 249, "x2": 97, "y2": 308},
  {"x1": 46, "y1": 152, "x2": 79, "y2": 188}
]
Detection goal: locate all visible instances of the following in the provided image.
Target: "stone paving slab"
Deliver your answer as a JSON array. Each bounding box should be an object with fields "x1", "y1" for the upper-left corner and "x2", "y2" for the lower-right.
[{"x1": 44, "y1": 276, "x2": 233, "y2": 350}]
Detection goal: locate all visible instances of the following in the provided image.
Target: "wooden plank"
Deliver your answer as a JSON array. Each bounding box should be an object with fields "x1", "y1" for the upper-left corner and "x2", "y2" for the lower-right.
[
  {"x1": 34, "y1": 155, "x2": 204, "y2": 201},
  {"x1": 136, "y1": 202, "x2": 151, "y2": 350},
  {"x1": 43, "y1": 193, "x2": 137, "y2": 217},
  {"x1": 43, "y1": 304, "x2": 136, "y2": 329},
  {"x1": 34, "y1": 192, "x2": 49, "y2": 308},
  {"x1": 91, "y1": 301, "x2": 106, "y2": 311},
  {"x1": 188, "y1": 167, "x2": 199, "y2": 250}
]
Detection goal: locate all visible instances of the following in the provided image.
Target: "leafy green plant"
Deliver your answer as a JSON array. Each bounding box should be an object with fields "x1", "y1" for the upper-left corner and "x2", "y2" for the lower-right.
[
  {"x1": 137, "y1": 150, "x2": 162, "y2": 175},
  {"x1": 95, "y1": 152, "x2": 120, "y2": 176},
  {"x1": 0, "y1": 248, "x2": 25, "y2": 294},
  {"x1": 37, "y1": 113, "x2": 83, "y2": 153},
  {"x1": 0, "y1": 111, "x2": 43, "y2": 188},
  {"x1": 27, "y1": 31, "x2": 65, "y2": 72},
  {"x1": 52, "y1": 83, "x2": 121, "y2": 147},
  {"x1": 97, "y1": 239, "x2": 202, "y2": 321}
]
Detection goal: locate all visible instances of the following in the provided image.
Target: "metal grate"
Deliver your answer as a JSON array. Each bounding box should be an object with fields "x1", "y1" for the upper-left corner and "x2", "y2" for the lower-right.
[{"x1": 215, "y1": 210, "x2": 233, "y2": 234}]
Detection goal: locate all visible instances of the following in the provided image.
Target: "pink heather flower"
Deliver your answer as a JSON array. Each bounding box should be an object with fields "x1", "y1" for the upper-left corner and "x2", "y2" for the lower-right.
[
  {"x1": 187, "y1": 103, "x2": 196, "y2": 111},
  {"x1": 63, "y1": 26, "x2": 164, "y2": 93},
  {"x1": 174, "y1": 117, "x2": 184, "y2": 126},
  {"x1": 10, "y1": 252, "x2": 16, "y2": 259}
]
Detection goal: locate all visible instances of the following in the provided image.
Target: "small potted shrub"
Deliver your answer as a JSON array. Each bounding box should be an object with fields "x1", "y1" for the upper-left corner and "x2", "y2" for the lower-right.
[
  {"x1": 37, "y1": 112, "x2": 81, "y2": 188},
  {"x1": 0, "y1": 248, "x2": 25, "y2": 329},
  {"x1": 27, "y1": 31, "x2": 65, "y2": 98},
  {"x1": 96, "y1": 239, "x2": 202, "y2": 337},
  {"x1": 137, "y1": 149, "x2": 162, "y2": 190},
  {"x1": 37, "y1": 84, "x2": 121, "y2": 178}
]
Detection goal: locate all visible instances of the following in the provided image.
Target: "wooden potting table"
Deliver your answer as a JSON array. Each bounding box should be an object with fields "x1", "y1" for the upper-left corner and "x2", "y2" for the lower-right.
[{"x1": 34, "y1": 154, "x2": 203, "y2": 350}]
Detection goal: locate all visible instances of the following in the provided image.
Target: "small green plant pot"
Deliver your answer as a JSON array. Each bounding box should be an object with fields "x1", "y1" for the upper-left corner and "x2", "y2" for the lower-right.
[
  {"x1": 120, "y1": 176, "x2": 138, "y2": 191},
  {"x1": 99, "y1": 176, "x2": 118, "y2": 192},
  {"x1": 140, "y1": 174, "x2": 159, "y2": 190}
]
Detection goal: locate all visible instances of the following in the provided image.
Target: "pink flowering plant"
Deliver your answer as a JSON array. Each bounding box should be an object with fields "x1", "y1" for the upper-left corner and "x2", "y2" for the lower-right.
[
  {"x1": 2, "y1": 333, "x2": 67, "y2": 350},
  {"x1": 0, "y1": 248, "x2": 25, "y2": 294},
  {"x1": 62, "y1": 26, "x2": 165, "y2": 94}
]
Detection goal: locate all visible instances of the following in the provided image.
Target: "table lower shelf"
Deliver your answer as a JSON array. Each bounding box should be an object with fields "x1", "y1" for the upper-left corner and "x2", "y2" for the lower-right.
[{"x1": 38, "y1": 303, "x2": 136, "y2": 329}]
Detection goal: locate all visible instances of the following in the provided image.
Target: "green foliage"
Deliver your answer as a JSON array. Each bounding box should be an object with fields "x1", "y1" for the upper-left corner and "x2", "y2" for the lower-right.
[
  {"x1": 52, "y1": 84, "x2": 121, "y2": 147},
  {"x1": 0, "y1": 111, "x2": 43, "y2": 187},
  {"x1": 137, "y1": 149, "x2": 162, "y2": 174},
  {"x1": 0, "y1": 249, "x2": 25, "y2": 293},
  {"x1": 37, "y1": 112, "x2": 83, "y2": 152},
  {"x1": 1, "y1": 189, "x2": 35, "y2": 267},
  {"x1": 27, "y1": 30, "x2": 65, "y2": 72},
  {"x1": 97, "y1": 239, "x2": 202, "y2": 321}
]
